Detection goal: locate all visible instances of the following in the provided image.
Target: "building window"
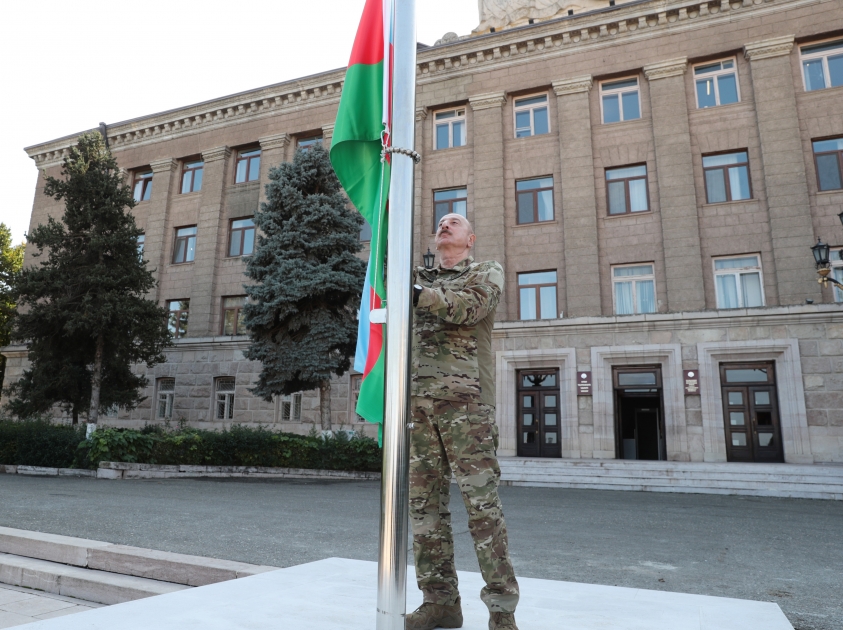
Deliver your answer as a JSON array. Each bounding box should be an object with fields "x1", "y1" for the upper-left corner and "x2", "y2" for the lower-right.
[
  {"x1": 278, "y1": 393, "x2": 302, "y2": 422},
  {"x1": 600, "y1": 78, "x2": 641, "y2": 124},
  {"x1": 228, "y1": 218, "x2": 256, "y2": 257},
  {"x1": 222, "y1": 296, "x2": 247, "y2": 335},
  {"x1": 156, "y1": 378, "x2": 175, "y2": 419},
  {"x1": 694, "y1": 59, "x2": 739, "y2": 108},
  {"x1": 613, "y1": 264, "x2": 656, "y2": 315},
  {"x1": 434, "y1": 109, "x2": 466, "y2": 149},
  {"x1": 801, "y1": 39, "x2": 843, "y2": 91},
  {"x1": 516, "y1": 177, "x2": 554, "y2": 224},
  {"x1": 703, "y1": 151, "x2": 752, "y2": 202},
  {"x1": 215, "y1": 378, "x2": 236, "y2": 420},
  {"x1": 133, "y1": 172, "x2": 153, "y2": 202},
  {"x1": 350, "y1": 375, "x2": 364, "y2": 422},
  {"x1": 297, "y1": 136, "x2": 323, "y2": 151},
  {"x1": 360, "y1": 220, "x2": 372, "y2": 242},
  {"x1": 137, "y1": 234, "x2": 145, "y2": 256},
  {"x1": 434, "y1": 188, "x2": 468, "y2": 228},
  {"x1": 606, "y1": 165, "x2": 648, "y2": 215},
  {"x1": 514, "y1": 95, "x2": 549, "y2": 138},
  {"x1": 180, "y1": 160, "x2": 204, "y2": 194},
  {"x1": 714, "y1": 255, "x2": 764, "y2": 309},
  {"x1": 831, "y1": 249, "x2": 843, "y2": 302},
  {"x1": 106, "y1": 404, "x2": 119, "y2": 418},
  {"x1": 172, "y1": 226, "x2": 197, "y2": 264},
  {"x1": 813, "y1": 137, "x2": 843, "y2": 191},
  {"x1": 518, "y1": 271, "x2": 557, "y2": 320},
  {"x1": 235, "y1": 149, "x2": 261, "y2": 183},
  {"x1": 167, "y1": 299, "x2": 189, "y2": 339}
]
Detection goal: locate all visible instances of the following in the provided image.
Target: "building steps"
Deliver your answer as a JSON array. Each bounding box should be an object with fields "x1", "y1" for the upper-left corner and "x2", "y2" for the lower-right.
[{"x1": 498, "y1": 458, "x2": 843, "y2": 500}]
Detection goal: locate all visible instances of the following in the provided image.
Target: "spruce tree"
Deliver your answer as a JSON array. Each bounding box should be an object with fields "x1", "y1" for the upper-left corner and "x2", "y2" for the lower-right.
[
  {"x1": 7, "y1": 133, "x2": 171, "y2": 428},
  {"x1": 243, "y1": 145, "x2": 366, "y2": 430},
  {"x1": 0, "y1": 223, "x2": 25, "y2": 387}
]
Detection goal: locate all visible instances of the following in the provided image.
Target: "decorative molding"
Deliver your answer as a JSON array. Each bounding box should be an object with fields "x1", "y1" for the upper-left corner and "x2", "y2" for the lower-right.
[
  {"x1": 697, "y1": 339, "x2": 812, "y2": 464},
  {"x1": 259, "y1": 133, "x2": 290, "y2": 152},
  {"x1": 643, "y1": 57, "x2": 688, "y2": 80},
  {"x1": 149, "y1": 157, "x2": 178, "y2": 173},
  {"x1": 744, "y1": 35, "x2": 795, "y2": 61},
  {"x1": 321, "y1": 124, "x2": 335, "y2": 140},
  {"x1": 468, "y1": 92, "x2": 507, "y2": 111},
  {"x1": 415, "y1": 107, "x2": 428, "y2": 122},
  {"x1": 552, "y1": 75, "x2": 593, "y2": 96},
  {"x1": 201, "y1": 146, "x2": 231, "y2": 163}
]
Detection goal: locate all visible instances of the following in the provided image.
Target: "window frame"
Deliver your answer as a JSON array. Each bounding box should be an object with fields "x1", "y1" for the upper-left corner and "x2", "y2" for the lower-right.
[
  {"x1": 517, "y1": 270, "x2": 558, "y2": 321},
  {"x1": 350, "y1": 375, "x2": 364, "y2": 423},
  {"x1": 512, "y1": 93, "x2": 550, "y2": 138},
  {"x1": 599, "y1": 77, "x2": 641, "y2": 124},
  {"x1": 228, "y1": 217, "x2": 256, "y2": 257},
  {"x1": 611, "y1": 263, "x2": 657, "y2": 315},
  {"x1": 172, "y1": 226, "x2": 197, "y2": 264},
  {"x1": 215, "y1": 378, "x2": 236, "y2": 420},
  {"x1": 605, "y1": 164, "x2": 650, "y2": 216},
  {"x1": 812, "y1": 137, "x2": 843, "y2": 192},
  {"x1": 831, "y1": 248, "x2": 843, "y2": 303},
  {"x1": 137, "y1": 234, "x2": 145, "y2": 257},
  {"x1": 156, "y1": 378, "x2": 175, "y2": 420},
  {"x1": 433, "y1": 187, "x2": 468, "y2": 231},
  {"x1": 433, "y1": 108, "x2": 467, "y2": 150},
  {"x1": 693, "y1": 58, "x2": 740, "y2": 109},
  {"x1": 221, "y1": 296, "x2": 248, "y2": 336},
  {"x1": 713, "y1": 255, "x2": 766, "y2": 309},
  {"x1": 133, "y1": 172, "x2": 153, "y2": 203},
  {"x1": 800, "y1": 37, "x2": 843, "y2": 92},
  {"x1": 234, "y1": 148, "x2": 262, "y2": 184},
  {"x1": 702, "y1": 150, "x2": 753, "y2": 203},
  {"x1": 297, "y1": 136, "x2": 323, "y2": 151},
  {"x1": 180, "y1": 160, "x2": 204, "y2": 194},
  {"x1": 277, "y1": 392, "x2": 303, "y2": 422},
  {"x1": 166, "y1": 299, "x2": 190, "y2": 339},
  {"x1": 515, "y1": 176, "x2": 554, "y2": 225}
]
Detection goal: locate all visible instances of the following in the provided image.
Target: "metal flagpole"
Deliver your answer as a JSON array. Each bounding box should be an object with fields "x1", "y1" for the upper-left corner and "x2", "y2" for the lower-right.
[{"x1": 376, "y1": 0, "x2": 418, "y2": 628}]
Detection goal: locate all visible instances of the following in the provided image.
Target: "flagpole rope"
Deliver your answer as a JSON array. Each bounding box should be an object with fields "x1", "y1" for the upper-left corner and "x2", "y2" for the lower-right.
[{"x1": 381, "y1": 146, "x2": 421, "y2": 164}]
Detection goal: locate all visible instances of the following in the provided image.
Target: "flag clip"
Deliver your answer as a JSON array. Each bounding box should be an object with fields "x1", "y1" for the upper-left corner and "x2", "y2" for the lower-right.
[{"x1": 370, "y1": 308, "x2": 387, "y2": 324}]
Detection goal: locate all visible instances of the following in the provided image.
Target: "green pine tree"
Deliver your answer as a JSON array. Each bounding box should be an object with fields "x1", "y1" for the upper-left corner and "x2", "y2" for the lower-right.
[
  {"x1": 0, "y1": 223, "x2": 25, "y2": 387},
  {"x1": 6, "y1": 133, "x2": 171, "y2": 428},
  {"x1": 243, "y1": 145, "x2": 367, "y2": 430}
]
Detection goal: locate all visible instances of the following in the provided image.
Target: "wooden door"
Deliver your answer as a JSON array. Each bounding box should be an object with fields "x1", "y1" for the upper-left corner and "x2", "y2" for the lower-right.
[
  {"x1": 720, "y1": 363, "x2": 784, "y2": 463},
  {"x1": 517, "y1": 370, "x2": 561, "y2": 457}
]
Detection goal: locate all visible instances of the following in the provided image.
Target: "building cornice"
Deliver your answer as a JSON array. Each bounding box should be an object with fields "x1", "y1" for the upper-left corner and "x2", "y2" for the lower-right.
[
  {"x1": 552, "y1": 75, "x2": 593, "y2": 96},
  {"x1": 469, "y1": 92, "x2": 507, "y2": 111},
  {"x1": 149, "y1": 157, "x2": 178, "y2": 173},
  {"x1": 644, "y1": 57, "x2": 688, "y2": 80},
  {"x1": 201, "y1": 146, "x2": 231, "y2": 163},
  {"x1": 744, "y1": 34, "x2": 796, "y2": 61},
  {"x1": 259, "y1": 133, "x2": 290, "y2": 152},
  {"x1": 321, "y1": 124, "x2": 335, "y2": 139}
]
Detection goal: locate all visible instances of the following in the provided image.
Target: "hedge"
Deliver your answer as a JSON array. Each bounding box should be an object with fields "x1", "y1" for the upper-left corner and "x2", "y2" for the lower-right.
[{"x1": 0, "y1": 419, "x2": 382, "y2": 472}]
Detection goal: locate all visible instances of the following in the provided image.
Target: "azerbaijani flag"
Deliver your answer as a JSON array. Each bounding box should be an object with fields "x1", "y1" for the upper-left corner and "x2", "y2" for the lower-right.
[{"x1": 330, "y1": 0, "x2": 395, "y2": 437}]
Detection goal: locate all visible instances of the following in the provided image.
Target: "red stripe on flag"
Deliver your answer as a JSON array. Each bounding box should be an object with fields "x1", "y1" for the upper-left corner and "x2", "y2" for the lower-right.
[
  {"x1": 363, "y1": 288, "x2": 382, "y2": 377},
  {"x1": 348, "y1": 0, "x2": 385, "y2": 66}
]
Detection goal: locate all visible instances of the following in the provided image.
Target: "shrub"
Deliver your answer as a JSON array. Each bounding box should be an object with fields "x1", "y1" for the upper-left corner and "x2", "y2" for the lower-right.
[{"x1": 0, "y1": 419, "x2": 85, "y2": 468}]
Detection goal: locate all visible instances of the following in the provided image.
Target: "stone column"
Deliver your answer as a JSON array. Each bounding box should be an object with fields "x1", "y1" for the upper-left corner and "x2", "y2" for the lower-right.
[
  {"x1": 745, "y1": 36, "x2": 819, "y2": 304},
  {"x1": 468, "y1": 92, "x2": 508, "y2": 316},
  {"x1": 644, "y1": 58, "x2": 706, "y2": 312},
  {"x1": 321, "y1": 124, "x2": 335, "y2": 151},
  {"x1": 552, "y1": 76, "x2": 601, "y2": 317},
  {"x1": 143, "y1": 158, "x2": 180, "y2": 302},
  {"x1": 187, "y1": 146, "x2": 231, "y2": 337},
  {"x1": 413, "y1": 107, "x2": 427, "y2": 268},
  {"x1": 258, "y1": 133, "x2": 290, "y2": 206}
]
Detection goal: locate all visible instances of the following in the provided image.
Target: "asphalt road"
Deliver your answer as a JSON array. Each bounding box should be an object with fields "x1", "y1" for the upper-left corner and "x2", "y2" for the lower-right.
[{"x1": 0, "y1": 475, "x2": 840, "y2": 630}]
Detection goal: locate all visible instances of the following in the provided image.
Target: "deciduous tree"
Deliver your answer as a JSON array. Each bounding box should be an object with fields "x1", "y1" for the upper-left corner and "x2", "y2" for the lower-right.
[{"x1": 0, "y1": 223, "x2": 25, "y2": 386}]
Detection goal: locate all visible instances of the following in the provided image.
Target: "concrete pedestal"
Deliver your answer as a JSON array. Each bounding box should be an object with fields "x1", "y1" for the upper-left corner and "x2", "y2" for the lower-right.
[{"x1": 20, "y1": 557, "x2": 793, "y2": 629}]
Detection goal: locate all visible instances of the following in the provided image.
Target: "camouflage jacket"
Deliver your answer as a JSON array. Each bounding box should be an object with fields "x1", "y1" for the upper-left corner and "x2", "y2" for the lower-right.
[{"x1": 412, "y1": 256, "x2": 504, "y2": 406}]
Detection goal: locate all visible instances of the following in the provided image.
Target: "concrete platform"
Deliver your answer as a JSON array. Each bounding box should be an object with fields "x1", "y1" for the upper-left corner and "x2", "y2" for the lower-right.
[{"x1": 17, "y1": 557, "x2": 793, "y2": 630}]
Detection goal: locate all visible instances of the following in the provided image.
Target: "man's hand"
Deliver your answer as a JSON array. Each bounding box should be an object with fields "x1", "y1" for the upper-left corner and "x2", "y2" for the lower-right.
[{"x1": 413, "y1": 284, "x2": 424, "y2": 307}]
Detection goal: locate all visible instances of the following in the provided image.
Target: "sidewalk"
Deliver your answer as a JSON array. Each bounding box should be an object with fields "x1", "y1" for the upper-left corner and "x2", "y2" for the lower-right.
[{"x1": 0, "y1": 584, "x2": 100, "y2": 629}]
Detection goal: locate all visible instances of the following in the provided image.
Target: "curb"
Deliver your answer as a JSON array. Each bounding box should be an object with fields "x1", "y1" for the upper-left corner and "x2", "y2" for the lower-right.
[
  {"x1": 0, "y1": 465, "x2": 95, "y2": 477},
  {"x1": 96, "y1": 462, "x2": 381, "y2": 481}
]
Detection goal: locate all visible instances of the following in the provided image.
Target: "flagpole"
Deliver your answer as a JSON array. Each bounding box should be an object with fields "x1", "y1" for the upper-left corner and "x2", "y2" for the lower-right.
[{"x1": 376, "y1": 0, "x2": 417, "y2": 628}]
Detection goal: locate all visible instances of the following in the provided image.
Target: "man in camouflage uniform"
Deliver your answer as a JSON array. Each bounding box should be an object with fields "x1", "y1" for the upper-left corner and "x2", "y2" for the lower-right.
[{"x1": 406, "y1": 213, "x2": 519, "y2": 630}]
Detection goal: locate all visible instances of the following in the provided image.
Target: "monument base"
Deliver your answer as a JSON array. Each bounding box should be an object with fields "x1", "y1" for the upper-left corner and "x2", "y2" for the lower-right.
[{"x1": 21, "y1": 557, "x2": 792, "y2": 630}]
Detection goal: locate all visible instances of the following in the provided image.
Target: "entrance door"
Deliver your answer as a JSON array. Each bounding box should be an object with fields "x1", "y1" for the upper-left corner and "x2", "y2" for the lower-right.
[
  {"x1": 517, "y1": 370, "x2": 561, "y2": 457},
  {"x1": 614, "y1": 366, "x2": 666, "y2": 461},
  {"x1": 720, "y1": 362, "x2": 784, "y2": 463}
]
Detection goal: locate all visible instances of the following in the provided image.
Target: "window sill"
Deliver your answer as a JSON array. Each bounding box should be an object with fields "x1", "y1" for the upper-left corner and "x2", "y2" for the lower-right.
[
  {"x1": 816, "y1": 189, "x2": 843, "y2": 196},
  {"x1": 430, "y1": 145, "x2": 471, "y2": 154},
  {"x1": 510, "y1": 132, "x2": 553, "y2": 141},
  {"x1": 602, "y1": 210, "x2": 654, "y2": 220},
  {"x1": 170, "y1": 261, "x2": 195, "y2": 267},
  {"x1": 701, "y1": 198, "x2": 757, "y2": 207},
  {"x1": 513, "y1": 219, "x2": 558, "y2": 229},
  {"x1": 223, "y1": 255, "x2": 250, "y2": 261},
  {"x1": 230, "y1": 180, "x2": 261, "y2": 189},
  {"x1": 600, "y1": 117, "x2": 644, "y2": 127},
  {"x1": 178, "y1": 191, "x2": 203, "y2": 198}
]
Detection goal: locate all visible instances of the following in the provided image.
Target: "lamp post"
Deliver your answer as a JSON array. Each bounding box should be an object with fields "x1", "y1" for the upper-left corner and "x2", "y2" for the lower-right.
[
  {"x1": 811, "y1": 237, "x2": 843, "y2": 290},
  {"x1": 423, "y1": 247, "x2": 435, "y2": 270}
]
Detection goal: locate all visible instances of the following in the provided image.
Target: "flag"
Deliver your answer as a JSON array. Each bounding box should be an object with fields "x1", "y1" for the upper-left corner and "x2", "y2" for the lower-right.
[{"x1": 331, "y1": 0, "x2": 394, "y2": 438}]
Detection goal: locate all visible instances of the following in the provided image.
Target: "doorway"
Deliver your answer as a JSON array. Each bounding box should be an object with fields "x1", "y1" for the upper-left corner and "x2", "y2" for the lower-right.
[
  {"x1": 614, "y1": 366, "x2": 666, "y2": 461},
  {"x1": 516, "y1": 370, "x2": 561, "y2": 457},
  {"x1": 720, "y1": 362, "x2": 784, "y2": 463}
]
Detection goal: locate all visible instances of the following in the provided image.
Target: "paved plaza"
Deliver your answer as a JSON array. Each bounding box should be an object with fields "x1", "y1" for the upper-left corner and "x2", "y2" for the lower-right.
[
  {"x1": 0, "y1": 475, "x2": 840, "y2": 630},
  {"x1": 0, "y1": 583, "x2": 99, "y2": 628}
]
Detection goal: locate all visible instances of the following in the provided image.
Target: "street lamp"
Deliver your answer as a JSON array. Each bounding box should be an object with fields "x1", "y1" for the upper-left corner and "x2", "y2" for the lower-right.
[
  {"x1": 423, "y1": 248, "x2": 435, "y2": 270},
  {"x1": 810, "y1": 238, "x2": 843, "y2": 290},
  {"x1": 838, "y1": 210, "x2": 843, "y2": 229}
]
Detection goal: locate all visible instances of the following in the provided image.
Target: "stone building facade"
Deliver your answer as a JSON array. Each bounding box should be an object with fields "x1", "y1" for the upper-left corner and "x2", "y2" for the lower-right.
[{"x1": 6, "y1": 0, "x2": 843, "y2": 465}]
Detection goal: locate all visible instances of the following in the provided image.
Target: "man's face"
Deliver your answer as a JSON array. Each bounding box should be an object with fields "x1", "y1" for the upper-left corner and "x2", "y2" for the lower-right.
[{"x1": 435, "y1": 214, "x2": 474, "y2": 251}]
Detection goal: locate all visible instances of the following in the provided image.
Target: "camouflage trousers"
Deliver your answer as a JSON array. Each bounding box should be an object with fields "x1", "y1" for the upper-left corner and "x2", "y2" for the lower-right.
[{"x1": 409, "y1": 397, "x2": 519, "y2": 613}]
